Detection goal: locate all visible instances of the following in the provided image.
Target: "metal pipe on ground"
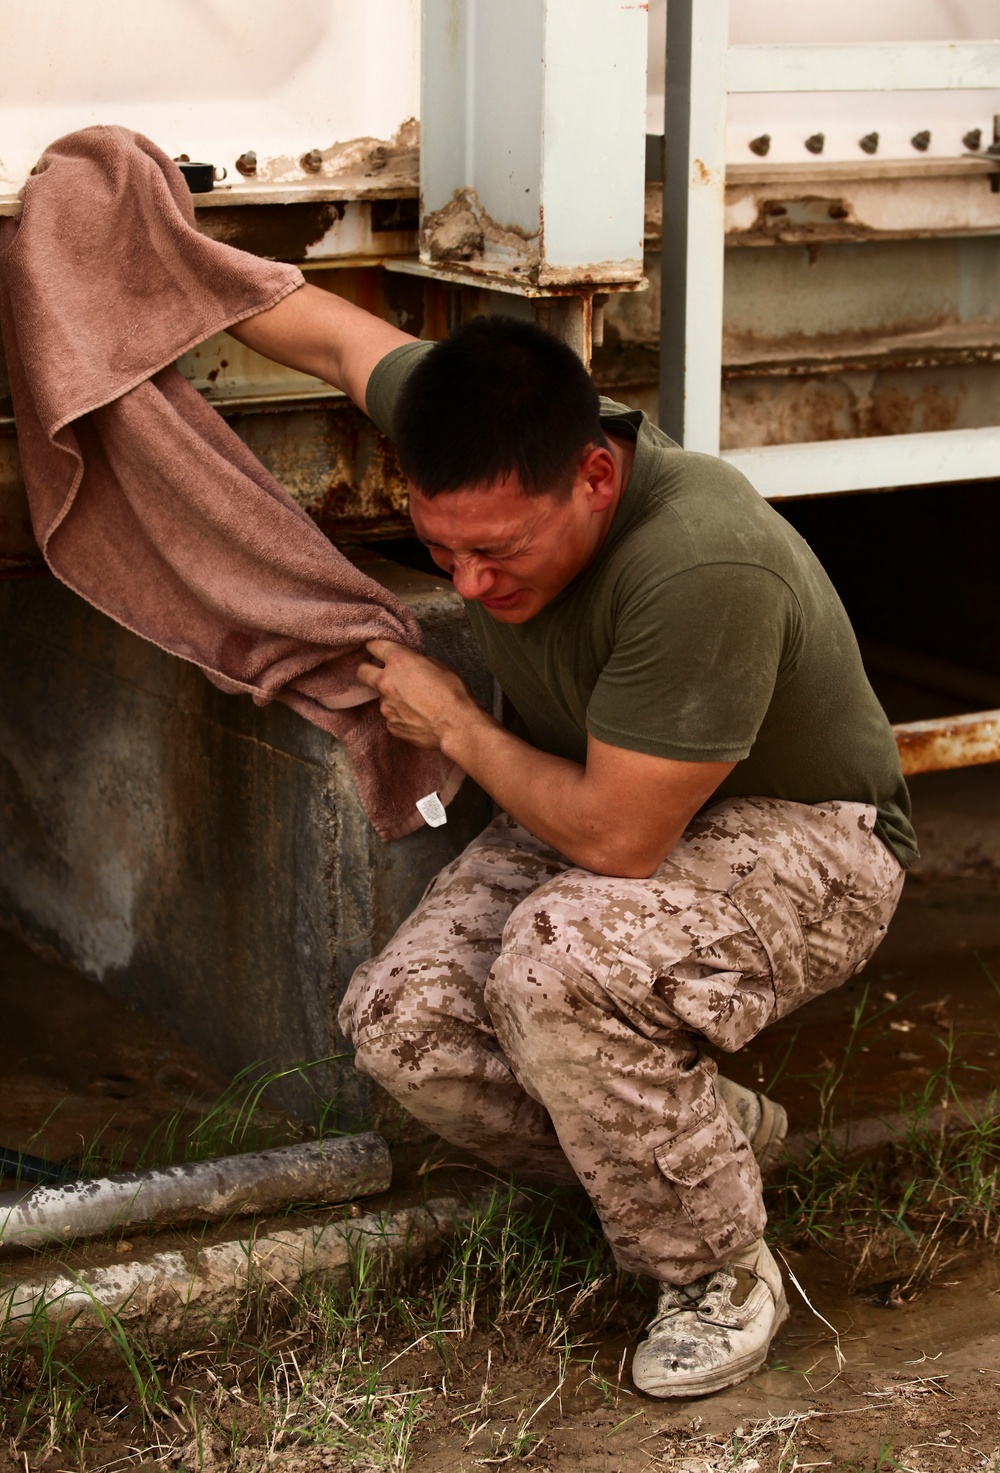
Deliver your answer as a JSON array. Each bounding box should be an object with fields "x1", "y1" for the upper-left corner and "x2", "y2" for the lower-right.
[
  {"x1": 0, "y1": 1134, "x2": 391, "y2": 1254},
  {"x1": 894, "y1": 709, "x2": 1000, "y2": 776}
]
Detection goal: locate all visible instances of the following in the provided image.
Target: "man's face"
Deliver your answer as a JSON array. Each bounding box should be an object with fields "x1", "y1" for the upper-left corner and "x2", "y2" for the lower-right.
[{"x1": 408, "y1": 450, "x2": 616, "y2": 624}]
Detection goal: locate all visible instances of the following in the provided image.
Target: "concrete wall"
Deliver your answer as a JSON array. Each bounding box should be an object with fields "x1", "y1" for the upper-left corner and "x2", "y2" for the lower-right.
[{"x1": 0, "y1": 560, "x2": 493, "y2": 1122}]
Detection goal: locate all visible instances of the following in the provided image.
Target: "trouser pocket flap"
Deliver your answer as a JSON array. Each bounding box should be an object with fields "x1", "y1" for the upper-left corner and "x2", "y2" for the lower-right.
[{"x1": 654, "y1": 1108, "x2": 759, "y2": 1259}]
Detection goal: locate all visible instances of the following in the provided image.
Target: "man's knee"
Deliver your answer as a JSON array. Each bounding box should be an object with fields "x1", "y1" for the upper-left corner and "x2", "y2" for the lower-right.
[
  {"x1": 484, "y1": 884, "x2": 616, "y2": 1076},
  {"x1": 337, "y1": 954, "x2": 398, "y2": 1049},
  {"x1": 496, "y1": 874, "x2": 618, "y2": 987},
  {"x1": 350, "y1": 1018, "x2": 442, "y2": 1097}
]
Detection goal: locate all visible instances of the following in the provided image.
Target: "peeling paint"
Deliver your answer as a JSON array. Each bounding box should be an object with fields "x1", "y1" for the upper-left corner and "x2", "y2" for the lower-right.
[
  {"x1": 251, "y1": 118, "x2": 419, "y2": 190},
  {"x1": 421, "y1": 185, "x2": 538, "y2": 270},
  {"x1": 199, "y1": 200, "x2": 347, "y2": 261}
]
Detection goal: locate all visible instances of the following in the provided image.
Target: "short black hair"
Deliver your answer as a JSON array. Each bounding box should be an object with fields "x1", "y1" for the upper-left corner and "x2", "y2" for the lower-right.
[{"x1": 393, "y1": 314, "x2": 607, "y2": 498}]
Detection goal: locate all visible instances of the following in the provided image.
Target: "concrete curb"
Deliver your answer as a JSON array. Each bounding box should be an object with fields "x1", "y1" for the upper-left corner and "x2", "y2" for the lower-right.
[{"x1": 0, "y1": 1190, "x2": 495, "y2": 1344}]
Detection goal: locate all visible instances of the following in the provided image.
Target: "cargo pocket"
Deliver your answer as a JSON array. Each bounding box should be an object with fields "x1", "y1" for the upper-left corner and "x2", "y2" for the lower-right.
[
  {"x1": 654, "y1": 1107, "x2": 761, "y2": 1259},
  {"x1": 727, "y1": 861, "x2": 809, "y2": 1021}
]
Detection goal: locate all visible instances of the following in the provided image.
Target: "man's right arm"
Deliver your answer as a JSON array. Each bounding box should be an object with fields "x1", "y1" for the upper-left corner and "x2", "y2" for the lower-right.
[{"x1": 225, "y1": 283, "x2": 415, "y2": 417}]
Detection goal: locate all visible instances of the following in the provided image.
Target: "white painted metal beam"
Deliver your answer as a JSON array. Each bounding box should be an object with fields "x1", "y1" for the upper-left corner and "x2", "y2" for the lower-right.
[
  {"x1": 727, "y1": 41, "x2": 1000, "y2": 95},
  {"x1": 659, "y1": 0, "x2": 729, "y2": 452},
  {"x1": 724, "y1": 426, "x2": 1000, "y2": 500}
]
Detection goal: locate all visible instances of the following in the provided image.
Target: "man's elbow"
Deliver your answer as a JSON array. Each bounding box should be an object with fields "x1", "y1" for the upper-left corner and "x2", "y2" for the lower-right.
[{"x1": 578, "y1": 833, "x2": 678, "y2": 880}]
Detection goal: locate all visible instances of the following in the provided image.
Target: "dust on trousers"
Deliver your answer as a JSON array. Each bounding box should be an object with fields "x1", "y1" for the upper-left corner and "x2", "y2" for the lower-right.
[{"x1": 339, "y1": 797, "x2": 904, "y2": 1284}]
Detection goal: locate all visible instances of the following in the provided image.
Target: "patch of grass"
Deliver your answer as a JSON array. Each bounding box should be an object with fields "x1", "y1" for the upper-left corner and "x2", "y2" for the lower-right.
[
  {"x1": 0, "y1": 1180, "x2": 630, "y2": 1470},
  {"x1": 5, "y1": 1054, "x2": 355, "y2": 1188},
  {"x1": 767, "y1": 1038, "x2": 1000, "y2": 1296}
]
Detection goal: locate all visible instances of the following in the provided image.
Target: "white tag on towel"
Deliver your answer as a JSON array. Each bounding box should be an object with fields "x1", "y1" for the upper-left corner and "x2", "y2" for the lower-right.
[{"x1": 416, "y1": 791, "x2": 448, "y2": 827}]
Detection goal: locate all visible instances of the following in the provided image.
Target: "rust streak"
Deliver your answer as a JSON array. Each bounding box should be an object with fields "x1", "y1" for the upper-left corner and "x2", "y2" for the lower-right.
[{"x1": 894, "y1": 711, "x2": 1000, "y2": 776}]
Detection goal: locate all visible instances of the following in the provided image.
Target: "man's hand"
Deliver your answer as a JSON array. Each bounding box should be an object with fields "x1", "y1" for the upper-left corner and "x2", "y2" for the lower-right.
[
  {"x1": 357, "y1": 639, "x2": 485, "y2": 750},
  {"x1": 358, "y1": 640, "x2": 734, "y2": 878}
]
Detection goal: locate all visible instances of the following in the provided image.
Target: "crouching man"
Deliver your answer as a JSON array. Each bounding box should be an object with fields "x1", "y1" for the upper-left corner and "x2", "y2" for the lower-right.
[{"x1": 230, "y1": 289, "x2": 916, "y2": 1398}]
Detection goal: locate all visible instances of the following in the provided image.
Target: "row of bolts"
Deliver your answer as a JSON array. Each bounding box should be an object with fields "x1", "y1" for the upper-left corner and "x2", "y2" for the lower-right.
[
  {"x1": 233, "y1": 147, "x2": 388, "y2": 176},
  {"x1": 233, "y1": 130, "x2": 999, "y2": 175},
  {"x1": 748, "y1": 123, "x2": 997, "y2": 157}
]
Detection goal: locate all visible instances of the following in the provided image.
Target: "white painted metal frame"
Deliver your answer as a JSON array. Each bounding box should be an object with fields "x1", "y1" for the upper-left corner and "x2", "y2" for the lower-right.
[
  {"x1": 728, "y1": 42, "x2": 1000, "y2": 97},
  {"x1": 660, "y1": 3, "x2": 1000, "y2": 498}
]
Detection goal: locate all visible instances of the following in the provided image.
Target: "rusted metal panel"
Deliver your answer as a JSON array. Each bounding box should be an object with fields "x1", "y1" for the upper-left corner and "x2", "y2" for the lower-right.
[
  {"x1": 0, "y1": 272, "x2": 430, "y2": 564},
  {"x1": 1, "y1": 191, "x2": 420, "y2": 265},
  {"x1": 644, "y1": 161, "x2": 1000, "y2": 247},
  {"x1": 724, "y1": 164, "x2": 1000, "y2": 246},
  {"x1": 596, "y1": 353, "x2": 1000, "y2": 454},
  {"x1": 597, "y1": 235, "x2": 1000, "y2": 452},
  {"x1": 0, "y1": 396, "x2": 414, "y2": 564},
  {"x1": 224, "y1": 398, "x2": 412, "y2": 542},
  {"x1": 895, "y1": 711, "x2": 1000, "y2": 776},
  {"x1": 608, "y1": 236, "x2": 1000, "y2": 375},
  {"x1": 719, "y1": 362, "x2": 1000, "y2": 451},
  {"x1": 194, "y1": 196, "x2": 418, "y2": 264},
  {"x1": 721, "y1": 236, "x2": 1000, "y2": 365}
]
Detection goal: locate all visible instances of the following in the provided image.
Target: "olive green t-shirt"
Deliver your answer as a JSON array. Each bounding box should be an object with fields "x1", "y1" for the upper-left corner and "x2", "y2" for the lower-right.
[{"x1": 367, "y1": 342, "x2": 917, "y2": 868}]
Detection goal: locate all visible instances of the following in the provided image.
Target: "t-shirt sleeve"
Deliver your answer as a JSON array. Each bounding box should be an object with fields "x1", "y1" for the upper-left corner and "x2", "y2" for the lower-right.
[
  {"x1": 364, "y1": 340, "x2": 437, "y2": 438},
  {"x1": 586, "y1": 563, "x2": 802, "y2": 763}
]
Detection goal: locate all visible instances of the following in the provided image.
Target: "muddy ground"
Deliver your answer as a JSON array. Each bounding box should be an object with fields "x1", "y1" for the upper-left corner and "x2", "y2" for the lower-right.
[
  {"x1": 395, "y1": 1246, "x2": 1000, "y2": 1472},
  {"x1": 0, "y1": 763, "x2": 997, "y2": 1470}
]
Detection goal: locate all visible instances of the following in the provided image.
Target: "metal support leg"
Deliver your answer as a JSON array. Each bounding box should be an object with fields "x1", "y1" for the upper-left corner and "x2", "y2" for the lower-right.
[
  {"x1": 659, "y1": 0, "x2": 729, "y2": 451},
  {"x1": 420, "y1": 0, "x2": 646, "y2": 288}
]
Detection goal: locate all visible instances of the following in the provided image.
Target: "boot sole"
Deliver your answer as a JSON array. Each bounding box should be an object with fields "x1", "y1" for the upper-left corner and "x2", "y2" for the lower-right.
[{"x1": 633, "y1": 1289, "x2": 790, "y2": 1400}]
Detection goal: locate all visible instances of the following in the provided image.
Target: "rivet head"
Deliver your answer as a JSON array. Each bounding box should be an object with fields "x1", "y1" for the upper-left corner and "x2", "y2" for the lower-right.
[
  {"x1": 964, "y1": 128, "x2": 983, "y2": 151},
  {"x1": 805, "y1": 132, "x2": 825, "y2": 155},
  {"x1": 911, "y1": 130, "x2": 931, "y2": 152},
  {"x1": 859, "y1": 132, "x2": 879, "y2": 155},
  {"x1": 748, "y1": 134, "x2": 771, "y2": 157},
  {"x1": 302, "y1": 149, "x2": 324, "y2": 174},
  {"x1": 235, "y1": 150, "x2": 257, "y2": 177}
]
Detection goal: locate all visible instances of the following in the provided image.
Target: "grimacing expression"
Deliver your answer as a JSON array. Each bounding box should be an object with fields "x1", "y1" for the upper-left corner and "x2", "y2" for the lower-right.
[{"x1": 408, "y1": 448, "x2": 618, "y2": 624}]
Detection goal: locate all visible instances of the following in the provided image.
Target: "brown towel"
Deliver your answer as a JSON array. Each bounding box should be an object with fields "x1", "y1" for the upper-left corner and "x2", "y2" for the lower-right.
[{"x1": 0, "y1": 126, "x2": 462, "y2": 841}]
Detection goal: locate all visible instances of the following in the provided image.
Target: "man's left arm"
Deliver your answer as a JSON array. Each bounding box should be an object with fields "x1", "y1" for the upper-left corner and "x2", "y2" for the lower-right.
[{"x1": 357, "y1": 641, "x2": 734, "y2": 877}]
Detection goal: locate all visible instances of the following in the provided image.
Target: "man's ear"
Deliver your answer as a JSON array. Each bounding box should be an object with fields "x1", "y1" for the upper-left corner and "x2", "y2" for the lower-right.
[{"x1": 579, "y1": 445, "x2": 618, "y2": 510}]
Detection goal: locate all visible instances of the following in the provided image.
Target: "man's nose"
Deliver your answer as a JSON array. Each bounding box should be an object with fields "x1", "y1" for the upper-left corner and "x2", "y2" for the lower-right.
[{"x1": 451, "y1": 556, "x2": 495, "y2": 600}]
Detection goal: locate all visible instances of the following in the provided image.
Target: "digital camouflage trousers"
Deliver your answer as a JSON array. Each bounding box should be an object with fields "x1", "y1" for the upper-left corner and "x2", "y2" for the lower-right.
[{"x1": 339, "y1": 796, "x2": 904, "y2": 1284}]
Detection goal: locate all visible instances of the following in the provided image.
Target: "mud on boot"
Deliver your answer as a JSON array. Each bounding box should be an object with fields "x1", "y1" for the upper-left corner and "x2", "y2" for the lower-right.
[
  {"x1": 631, "y1": 1238, "x2": 789, "y2": 1399},
  {"x1": 716, "y1": 1076, "x2": 788, "y2": 1175}
]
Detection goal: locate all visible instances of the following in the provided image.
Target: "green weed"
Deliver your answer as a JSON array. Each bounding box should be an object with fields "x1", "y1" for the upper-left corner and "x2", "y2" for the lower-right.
[{"x1": 767, "y1": 1030, "x2": 1000, "y2": 1294}]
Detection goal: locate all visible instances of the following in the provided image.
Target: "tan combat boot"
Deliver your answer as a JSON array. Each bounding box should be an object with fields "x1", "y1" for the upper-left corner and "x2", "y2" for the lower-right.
[
  {"x1": 631, "y1": 1238, "x2": 789, "y2": 1398},
  {"x1": 716, "y1": 1075, "x2": 788, "y2": 1175}
]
